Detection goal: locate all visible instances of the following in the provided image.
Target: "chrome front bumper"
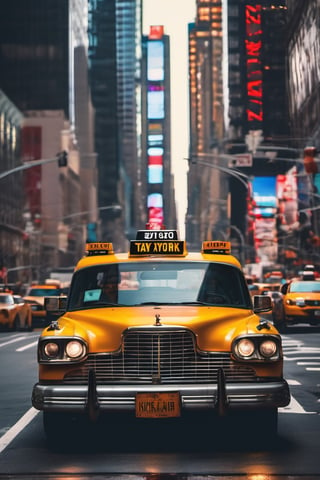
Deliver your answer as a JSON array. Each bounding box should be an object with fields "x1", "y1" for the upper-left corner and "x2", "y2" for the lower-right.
[{"x1": 32, "y1": 377, "x2": 291, "y2": 414}]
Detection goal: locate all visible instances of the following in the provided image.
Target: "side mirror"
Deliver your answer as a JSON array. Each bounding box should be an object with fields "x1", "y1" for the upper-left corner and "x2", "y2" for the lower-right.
[
  {"x1": 253, "y1": 294, "x2": 272, "y2": 313},
  {"x1": 280, "y1": 282, "x2": 289, "y2": 294},
  {"x1": 44, "y1": 296, "x2": 67, "y2": 316}
]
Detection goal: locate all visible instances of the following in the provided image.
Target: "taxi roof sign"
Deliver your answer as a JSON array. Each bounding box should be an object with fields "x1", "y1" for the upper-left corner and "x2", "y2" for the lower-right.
[
  {"x1": 136, "y1": 229, "x2": 178, "y2": 240},
  {"x1": 201, "y1": 241, "x2": 231, "y2": 255},
  {"x1": 86, "y1": 242, "x2": 114, "y2": 256},
  {"x1": 130, "y1": 239, "x2": 186, "y2": 256}
]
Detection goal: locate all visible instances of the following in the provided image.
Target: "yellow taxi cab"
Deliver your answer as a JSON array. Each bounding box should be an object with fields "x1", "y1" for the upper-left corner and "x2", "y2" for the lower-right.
[
  {"x1": 13, "y1": 295, "x2": 33, "y2": 331},
  {"x1": 32, "y1": 230, "x2": 290, "y2": 443},
  {"x1": 0, "y1": 292, "x2": 31, "y2": 330},
  {"x1": 23, "y1": 281, "x2": 61, "y2": 328},
  {"x1": 281, "y1": 279, "x2": 320, "y2": 328}
]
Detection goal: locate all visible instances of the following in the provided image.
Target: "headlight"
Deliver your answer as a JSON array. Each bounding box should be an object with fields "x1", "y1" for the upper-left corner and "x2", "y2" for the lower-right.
[
  {"x1": 232, "y1": 335, "x2": 281, "y2": 362},
  {"x1": 44, "y1": 342, "x2": 60, "y2": 358},
  {"x1": 38, "y1": 337, "x2": 87, "y2": 363},
  {"x1": 236, "y1": 338, "x2": 255, "y2": 357},
  {"x1": 259, "y1": 339, "x2": 277, "y2": 358},
  {"x1": 65, "y1": 340, "x2": 85, "y2": 359}
]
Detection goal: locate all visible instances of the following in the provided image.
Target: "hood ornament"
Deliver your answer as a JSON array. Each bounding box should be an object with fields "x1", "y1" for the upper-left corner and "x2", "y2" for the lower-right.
[
  {"x1": 154, "y1": 313, "x2": 162, "y2": 326},
  {"x1": 47, "y1": 319, "x2": 61, "y2": 331}
]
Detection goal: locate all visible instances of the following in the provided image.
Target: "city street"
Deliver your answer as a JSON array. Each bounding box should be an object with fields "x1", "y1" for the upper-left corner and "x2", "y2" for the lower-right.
[{"x1": 0, "y1": 328, "x2": 319, "y2": 480}]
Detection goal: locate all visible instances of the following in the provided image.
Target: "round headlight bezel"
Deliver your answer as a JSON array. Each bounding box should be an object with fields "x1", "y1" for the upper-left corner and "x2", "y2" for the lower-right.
[
  {"x1": 235, "y1": 338, "x2": 255, "y2": 358},
  {"x1": 65, "y1": 340, "x2": 85, "y2": 359},
  {"x1": 39, "y1": 337, "x2": 87, "y2": 363},
  {"x1": 259, "y1": 339, "x2": 278, "y2": 358},
  {"x1": 43, "y1": 341, "x2": 60, "y2": 359},
  {"x1": 232, "y1": 335, "x2": 281, "y2": 362}
]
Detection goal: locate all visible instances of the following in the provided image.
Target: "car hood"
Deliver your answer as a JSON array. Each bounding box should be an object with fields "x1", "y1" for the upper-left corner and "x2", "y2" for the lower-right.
[
  {"x1": 23, "y1": 296, "x2": 45, "y2": 306},
  {"x1": 41, "y1": 305, "x2": 277, "y2": 352},
  {"x1": 286, "y1": 292, "x2": 320, "y2": 301}
]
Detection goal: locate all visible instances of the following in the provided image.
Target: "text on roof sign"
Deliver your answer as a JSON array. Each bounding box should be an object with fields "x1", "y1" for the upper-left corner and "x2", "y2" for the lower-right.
[{"x1": 130, "y1": 240, "x2": 185, "y2": 256}]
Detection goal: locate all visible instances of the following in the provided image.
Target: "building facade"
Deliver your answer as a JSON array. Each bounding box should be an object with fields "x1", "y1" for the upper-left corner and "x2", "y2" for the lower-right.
[
  {"x1": 0, "y1": 91, "x2": 24, "y2": 284},
  {"x1": 286, "y1": 0, "x2": 320, "y2": 265},
  {"x1": 186, "y1": 0, "x2": 228, "y2": 250},
  {"x1": 88, "y1": 0, "x2": 144, "y2": 250}
]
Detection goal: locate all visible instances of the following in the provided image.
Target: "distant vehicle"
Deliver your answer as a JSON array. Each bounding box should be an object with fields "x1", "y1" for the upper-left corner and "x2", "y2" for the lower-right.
[
  {"x1": 13, "y1": 295, "x2": 33, "y2": 331},
  {"x1": 281, "y1": 280, "x2": 320, "y2": 328},
  {"x1": 304, "y1": 264, "x2": 315, "y2": 271},
  {"x1": 0, "y1": 293, "x2": 32, "y2": 331},
  {"x1": 301, "y1": 271, "x2": 316, "y2": 281},
  {"x1": 262, "y1": 290, "x2": 284, "y2": 327},
  {"x1": 24, "y1": 283, "x2": 61, "y2": 328}
]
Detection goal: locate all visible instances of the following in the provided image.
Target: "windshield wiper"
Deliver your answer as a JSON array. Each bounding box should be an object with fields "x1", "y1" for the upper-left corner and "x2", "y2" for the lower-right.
[
  {"x1": 138, "y1": 301, "x2": 209, "y2": 306},
  {"x1": 82, "y1": 301, "x2": 125, "y2": 307}
]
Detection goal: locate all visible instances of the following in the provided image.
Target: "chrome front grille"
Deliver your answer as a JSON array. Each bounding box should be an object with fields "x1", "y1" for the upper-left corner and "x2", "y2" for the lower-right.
[
  {"x1": 305, "y1": 300, "x2": 320, "y2": 306},
  {"x1": 64, "y1": 328, "x2": 256, "y2": 384}
]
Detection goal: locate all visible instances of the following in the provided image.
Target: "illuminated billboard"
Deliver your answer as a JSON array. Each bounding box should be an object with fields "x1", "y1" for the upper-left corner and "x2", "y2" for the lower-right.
[
  {"x1": 147, "y1": 193, "x2": 163, "y2": 208},
  {"x1": 146, "y1": 27, "x2": 166, "y2": 227},
  {"x1": 147, "y1": 41, "x2": 164, "y2": 81},
  {"x1": 148, "y1": 165, "x2": 163, "y2": 184},
  {"x1": 147, "y1": 90, "x2": 164, "y2": 119},
  {"x1": 252, "y1": 176, "x2": 277, "y2": 217},
  {"x1": 245, "y1": 4, "x2": 263, "y2": 126}
]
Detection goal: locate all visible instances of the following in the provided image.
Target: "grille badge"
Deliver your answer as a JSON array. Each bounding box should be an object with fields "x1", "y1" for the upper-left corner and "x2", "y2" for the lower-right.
[{"x1": 154, "y1": 314, "x2": 162, "y2": 326}]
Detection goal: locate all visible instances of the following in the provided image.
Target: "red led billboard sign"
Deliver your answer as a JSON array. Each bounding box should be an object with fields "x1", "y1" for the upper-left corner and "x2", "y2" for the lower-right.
[{"x1": 245, "y1": 5, "x2": 263, "y2": 125}]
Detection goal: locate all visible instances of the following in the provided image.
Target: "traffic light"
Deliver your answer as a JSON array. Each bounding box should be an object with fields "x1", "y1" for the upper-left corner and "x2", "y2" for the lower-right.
[
  {"x1": 303, "y1": 146, "x2": 317, "y2": 174},
  {"x1": 57, "y1": 150, "x2": 68, "y2": 167}
]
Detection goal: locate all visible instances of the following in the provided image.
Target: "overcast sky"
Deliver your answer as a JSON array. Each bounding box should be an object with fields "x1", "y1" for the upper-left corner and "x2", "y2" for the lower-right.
[{"x1": 143, "y1": 0, "x2": 196, "y2": 237}]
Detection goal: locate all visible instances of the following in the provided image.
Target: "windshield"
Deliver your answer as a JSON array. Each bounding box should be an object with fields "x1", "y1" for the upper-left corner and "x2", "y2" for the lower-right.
[
  {"x1": 28, "y1": 288, "x2": 60, "y2": 296},
  {"x1": 68, "y1": 262, "x2": 252, "y2": 309},
  {"x1": 0, "y1": 295, "x2": 13, "y2": 305},
  {"x1": 289, "y1": 281, "x2": 320, "y2": 293}
]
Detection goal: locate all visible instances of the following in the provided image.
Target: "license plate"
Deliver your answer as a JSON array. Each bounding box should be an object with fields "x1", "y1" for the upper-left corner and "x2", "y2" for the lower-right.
[
  {"x1": 314, "y1": 310, "x2": 320, "y2": 316},
  {"x1": 135, "y1": 392, "x2": 180, "y2": 418}
]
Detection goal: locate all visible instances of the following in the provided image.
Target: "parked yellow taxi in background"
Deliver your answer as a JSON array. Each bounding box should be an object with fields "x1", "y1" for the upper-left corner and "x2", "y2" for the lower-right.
[
  {"x1": 32, "y1": 230, "x2": 290, "y2": 444},
  {"x1": 13, "y1": 295, "x2": 32, "y2": 330},
  {"x1": 281, "y1": 279, "x2": 320, "y2": 328},
  {"x1": 0, "y1": 292, "x2": 32, "y2": 330}
]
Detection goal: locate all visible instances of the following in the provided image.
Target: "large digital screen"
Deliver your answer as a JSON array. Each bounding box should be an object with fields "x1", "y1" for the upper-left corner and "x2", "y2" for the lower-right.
[
  {"x1": 148, "y1": 147, "x2": 163, "y2": 157},
  {"x1": 148, "y1": 122, "x2": 163, "y2": 134},
  {"x1": 148, "y1": 165, "x2": 163, "y2": 184},
  {"x1": 252, "y1": 176, "x2": 277, "y2": 206},
  {"x1": 147, "y1": 41, "x2": 164, "y2": 81},
  {"x1": 148, "y1": 134, "x2": 163, "y2": 146},
  {"x1": 148, "y1": 207, "x2": 164, "y2": 228},
  {"x1": 147, "y1": 91, "x2": 164, "y2": 119},
  {"x1": 147, "y1": 193, "x2": 163, "y2": 208}
]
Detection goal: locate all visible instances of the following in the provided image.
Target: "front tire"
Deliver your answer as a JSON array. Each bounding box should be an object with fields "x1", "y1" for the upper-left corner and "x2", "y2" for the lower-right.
[{"x1": 12, "y1": 316, "x2": 21, "y2": 331}]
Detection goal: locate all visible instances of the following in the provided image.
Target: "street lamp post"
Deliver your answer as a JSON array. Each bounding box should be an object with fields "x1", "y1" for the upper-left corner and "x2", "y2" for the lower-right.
[
  {"x1": 185, "y1": 154, "x2": 252, "y2": 255},
  {"x1": 0, "y1": 153, "x2": 67, "y2": 181},
  {"x1": 230, "y1": 225, "x2": 245, "y2": 266}
]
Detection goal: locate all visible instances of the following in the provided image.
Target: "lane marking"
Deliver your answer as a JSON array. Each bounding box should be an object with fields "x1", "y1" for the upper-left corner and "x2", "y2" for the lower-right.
[
  {"x1": 0, "y1": 336, "x2": 27, "y2": 348},
  {"x1": 297, "y1": 362, "x2": 320, "y2": 366},
  {"x1": 284, "y1": 356, "x2": 320, "y2": 361},
  {"x1": 0, "y1": 407, "x2": 39, "y2": 454},
  {"x1": 287, "y1": 379, "x2": 301, "y2": 385},
  {"x1": 285, "y1": 348, "x2": 320, "y2": 354},
  {"x1": 306, "y1": 367, "x2": 320, "y2": 371},
  {"x1": 279, "y1": 396, "x2": 315, "y2": 414},
  {"x1": 16, "y1": 341, "x2": 38, "y2": 352}
]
